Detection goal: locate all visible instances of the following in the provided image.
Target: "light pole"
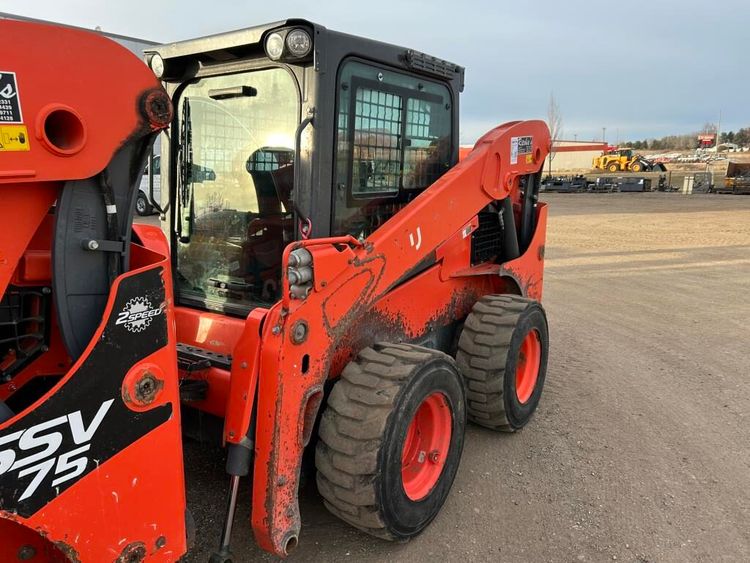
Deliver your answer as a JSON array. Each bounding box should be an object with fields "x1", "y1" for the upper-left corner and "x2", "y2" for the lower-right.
[{"x1": 716, "y1": 109, "x2": 722, "y2": 149}]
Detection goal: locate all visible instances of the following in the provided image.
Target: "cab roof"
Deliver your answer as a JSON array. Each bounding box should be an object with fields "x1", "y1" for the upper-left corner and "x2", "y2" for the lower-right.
[{"x1": 145, "y1": 18, "x2": 465, "y2": 91}]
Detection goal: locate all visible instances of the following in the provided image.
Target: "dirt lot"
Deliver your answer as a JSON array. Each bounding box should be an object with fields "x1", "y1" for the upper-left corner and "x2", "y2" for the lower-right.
[{"x1": 178, "y1": 193, "x2": 750, "y2": 562}]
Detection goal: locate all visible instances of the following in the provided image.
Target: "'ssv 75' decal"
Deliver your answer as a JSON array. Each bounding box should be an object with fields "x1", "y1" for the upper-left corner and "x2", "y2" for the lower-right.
[{"x1": 0, "y1": 399, "x2": 114, "y2": 501}]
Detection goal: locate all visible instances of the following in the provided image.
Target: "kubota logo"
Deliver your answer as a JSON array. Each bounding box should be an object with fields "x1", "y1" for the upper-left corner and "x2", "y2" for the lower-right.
[
  {"x1": 0, "y1": 83, "x2": 16, "y2": 99},
  {"x1": 116, "y1": 296, "x2": 163, "y2": 333},
  {"x1": 0, "y1": 399, "x2": 114, "y2": 501}
]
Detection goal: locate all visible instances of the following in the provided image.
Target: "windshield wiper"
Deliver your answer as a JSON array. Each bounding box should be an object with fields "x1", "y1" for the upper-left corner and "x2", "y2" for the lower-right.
[{"x1": 177, "y1": 97, "x2": 194, "y2": 243}]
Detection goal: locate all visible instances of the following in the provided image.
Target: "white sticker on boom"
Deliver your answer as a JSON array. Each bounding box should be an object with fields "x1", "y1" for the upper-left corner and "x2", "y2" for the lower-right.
[
  {"x1": 408, "y1": 227, "x2": 422, "y2": 251},
  {"x1": 511, "y1": 136, "x2": 533, "y2": 165},
  {"x1": 106, "y1": 205, "x2": 117, "y2": 214}
]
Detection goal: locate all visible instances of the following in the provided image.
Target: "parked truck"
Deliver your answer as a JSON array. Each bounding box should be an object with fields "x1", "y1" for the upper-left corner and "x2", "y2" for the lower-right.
[{"x1": 719, "y1": 161, "x2": 750, "y2": 194}]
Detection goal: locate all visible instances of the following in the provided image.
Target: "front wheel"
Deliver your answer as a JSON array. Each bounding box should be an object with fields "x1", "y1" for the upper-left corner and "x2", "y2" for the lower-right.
[
  {"x1": 135, "y1": 192, "x2": 152, "y2": 216},
  {"x1": 316, "y1": 343, "x2": 466, "y2": 540}
]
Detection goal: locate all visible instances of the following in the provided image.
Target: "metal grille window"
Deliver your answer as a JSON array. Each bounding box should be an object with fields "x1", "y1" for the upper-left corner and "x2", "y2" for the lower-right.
[
  {"x1": 334, "y1": 61, "x2": 453, "y2": 238},
  {"x1": 351, "y1": 88, "x2": 403, "y2": 195},
  {"x1": 404, "y1": 98, "x2": 448, "y2": 189}
]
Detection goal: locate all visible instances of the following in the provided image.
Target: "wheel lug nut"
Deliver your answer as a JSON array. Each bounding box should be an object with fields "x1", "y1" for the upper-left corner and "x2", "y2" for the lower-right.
[
  {"x1": 417, "y1": 451, "x2": 426, "y2": 463},
  {"x1": 429, "y1": 450, "x2": 440, "y2": 464}
]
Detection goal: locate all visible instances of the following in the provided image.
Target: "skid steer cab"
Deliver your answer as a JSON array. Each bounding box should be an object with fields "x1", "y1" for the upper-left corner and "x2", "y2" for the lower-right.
[{"x1": 1, "y1": 17, "x2": 551, "y2": 562}]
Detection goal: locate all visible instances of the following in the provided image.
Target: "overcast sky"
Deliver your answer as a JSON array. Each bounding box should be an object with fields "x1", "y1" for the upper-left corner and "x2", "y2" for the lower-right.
[{"x1": 3, "y1": 0, "x2": 747, "y2": 144}]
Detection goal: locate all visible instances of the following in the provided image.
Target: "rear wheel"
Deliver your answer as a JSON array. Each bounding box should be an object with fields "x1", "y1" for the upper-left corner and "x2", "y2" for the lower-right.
[
  {"x1": 135, "y1": 192, "x2": 152, "y2": 216},
  {"x1": 316, "y1": 343, "x2": 466, "y2": 540},
  {"x1": 607, "y1": 162, "x2": 620, "y2": 173},
  {"x1": 456, "y1": 295, "x2": 549, "y2": 432}
]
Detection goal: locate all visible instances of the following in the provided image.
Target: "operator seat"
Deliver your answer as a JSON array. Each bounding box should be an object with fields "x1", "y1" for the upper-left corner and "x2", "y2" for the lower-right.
[{"x1": 242, "y1": 148, "x2": 295, "y2": 301}]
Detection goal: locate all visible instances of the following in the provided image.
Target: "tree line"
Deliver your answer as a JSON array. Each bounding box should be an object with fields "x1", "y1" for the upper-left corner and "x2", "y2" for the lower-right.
[
  {"x1": 719, "y1": 129, "x2": 750, "y2": 146},
  {"x1": 621, "y1": 124, "x2": 750, "y2": 151}
]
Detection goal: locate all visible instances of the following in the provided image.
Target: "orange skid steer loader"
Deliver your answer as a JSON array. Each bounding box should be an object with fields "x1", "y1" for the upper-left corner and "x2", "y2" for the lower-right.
[{"x1": 0, "y1": 18, "x2": 551, "y2": 561}]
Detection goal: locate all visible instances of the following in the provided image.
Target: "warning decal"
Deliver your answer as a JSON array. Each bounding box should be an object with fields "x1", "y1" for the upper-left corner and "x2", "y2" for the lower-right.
[
  {"x1": 0, "y1": 125, "x2": 30, "y2": 152},
  {"x1": 510, "y1": 136, "x2": 533, "y2": 164},
  {"x1": 0, "y1": 71, "x2": 23, "y2": 123}
]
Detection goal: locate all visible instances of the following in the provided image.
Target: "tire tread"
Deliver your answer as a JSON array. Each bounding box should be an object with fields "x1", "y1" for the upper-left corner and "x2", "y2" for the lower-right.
[
  {"x1": 316, "y1": 343, "x2": 453, "y2": 539},
  {"x1": 455, "y1": 294, "x2": 535, "y2": 431}
]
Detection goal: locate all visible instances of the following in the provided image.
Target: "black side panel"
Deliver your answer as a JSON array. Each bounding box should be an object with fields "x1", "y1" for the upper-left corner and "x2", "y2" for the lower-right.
[
  {"x1": 500, "y1": 197, "x2": 520, "y2": 261},
  {"x1": 519, "y1": 172, "x2": 541, "y2": 252},
  {"x1": 53, "y1": 137, "x2": 155, "y2": 360},
  {"x1": 0, "y1": 267, "x2": 171, "y2": 517}
]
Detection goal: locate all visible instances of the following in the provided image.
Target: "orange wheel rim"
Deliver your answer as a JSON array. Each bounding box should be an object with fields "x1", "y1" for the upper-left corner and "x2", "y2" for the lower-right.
[
  {"x1": 401, "y1": 392, "x2": 452, "y2": 501},
  {"x1": 515, "y1": 329, "x2": 541, "y2": 404}
]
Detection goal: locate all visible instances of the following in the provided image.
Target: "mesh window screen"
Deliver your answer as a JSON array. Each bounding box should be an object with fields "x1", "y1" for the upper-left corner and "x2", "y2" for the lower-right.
[
  {"x1": 193, "y1": 99, "x2": 254, "y2": 212},
  {"x1": 404, "y1": 98, "x2": 446, "y2": 189},
  {"x1": 245, "y1": 149, "x2": 293, "y2": 172},
  {"x1": 351, "y1": 88, "x2": 403, "y2": 196}
]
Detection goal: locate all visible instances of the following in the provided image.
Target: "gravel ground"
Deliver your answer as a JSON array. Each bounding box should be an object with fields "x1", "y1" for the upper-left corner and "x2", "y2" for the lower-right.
[{"x1": 177, "y1": 193, "x2": 750, "y2": 562}]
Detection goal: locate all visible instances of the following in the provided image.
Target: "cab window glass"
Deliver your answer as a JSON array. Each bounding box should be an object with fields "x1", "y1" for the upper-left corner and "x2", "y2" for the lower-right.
[
  {"x1": 175, "y1": 68, "x2": 299, "y2": 311},
  {"x1": 333, "y1": 61, "x2": 452, "y2": 238}
]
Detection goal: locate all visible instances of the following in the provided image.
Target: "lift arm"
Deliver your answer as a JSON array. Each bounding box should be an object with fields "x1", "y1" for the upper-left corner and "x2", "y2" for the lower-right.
[{"x1": 243, "y1": 120, "x2": 550, "y2": 556}]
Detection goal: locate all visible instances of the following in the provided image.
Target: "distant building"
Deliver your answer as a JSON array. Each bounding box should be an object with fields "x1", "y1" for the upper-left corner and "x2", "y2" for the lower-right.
[
  {"x1": 697, "y1": 133, "x2": 716, "y2": 149},
  {"x1": 546, "y1": 140, "x2": 608, "y2": 172}
]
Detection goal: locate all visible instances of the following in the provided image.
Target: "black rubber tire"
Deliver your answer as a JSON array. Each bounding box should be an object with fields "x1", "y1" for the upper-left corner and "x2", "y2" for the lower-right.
[
  {"x1": 455, "y1": 294, "x2": 548, "y2": 432},
  {"x1": 315, "y1": 343, "x2": 466, "y2": 540},
  {"x1": 630, "y1": 161, "x2": 643, "y2": 172},
  {"x1": 607, "y1": 163, "x2": 620, "y2": 173},
  {"x1": 135, "y1": 192, "x2": 152, "y2": 216}
]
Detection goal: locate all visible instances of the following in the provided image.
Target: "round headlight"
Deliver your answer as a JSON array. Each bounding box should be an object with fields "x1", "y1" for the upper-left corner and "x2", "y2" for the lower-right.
[
  {"x1": 286, "y1": 29, "x2": 312, "y2": 58},
  {"x1": 149, "y1": 54, "x2": 165, "y2": 78},
  {"x1": 265, "y1": 32, "x2": 284, "y2": 60}
]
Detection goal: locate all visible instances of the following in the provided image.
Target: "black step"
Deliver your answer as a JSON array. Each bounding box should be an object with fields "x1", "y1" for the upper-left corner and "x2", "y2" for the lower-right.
[{"x1": 176, "y1": 343, "x2": 232, "y2": 371}]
